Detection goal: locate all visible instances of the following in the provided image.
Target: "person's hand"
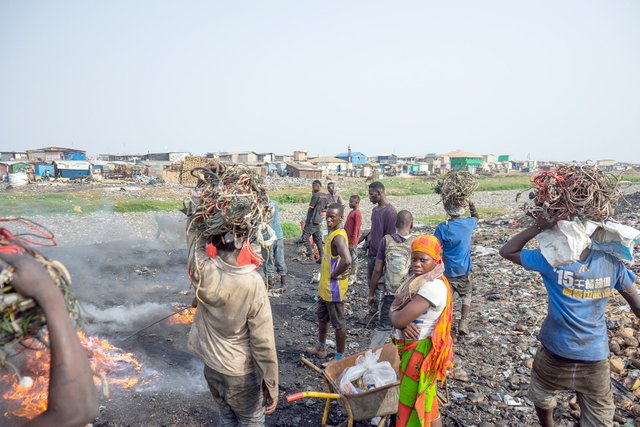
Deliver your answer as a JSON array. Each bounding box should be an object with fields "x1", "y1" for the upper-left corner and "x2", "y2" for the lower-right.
[
  {"x1": 535, "y1": 215, "x2": 558, "y2": 232},
  {"x1": 263, "y1": 384, "x2": 278, "y2": 415},
  {"x1": 368, "y1": 294, "x2": 376, "y2": 308},
  {"x1": 0, "y1": 252, "x2": 57, "y2": 301},
  {"x1": 402, "y1": 323, "x2": 421, "y2": 340},
  {"x1": 331, "y1": 272, "x2": 348, "y2": 281}
]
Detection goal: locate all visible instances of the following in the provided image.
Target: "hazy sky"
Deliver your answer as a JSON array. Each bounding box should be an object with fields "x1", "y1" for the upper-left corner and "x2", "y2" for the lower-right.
[{"x1": 1, "y1": 1, "x2": 639, "y2": 162}]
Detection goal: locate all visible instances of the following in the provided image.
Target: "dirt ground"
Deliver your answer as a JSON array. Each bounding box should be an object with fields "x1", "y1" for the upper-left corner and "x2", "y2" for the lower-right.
[{"x1": 1, "y1": 188, "x2": 639, "y2": 426}]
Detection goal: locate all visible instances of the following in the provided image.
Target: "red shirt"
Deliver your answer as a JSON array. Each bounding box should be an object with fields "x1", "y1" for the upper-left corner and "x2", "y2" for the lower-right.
[{"x1": 343, "y1": 209, "x2": 362, "y2": 249}]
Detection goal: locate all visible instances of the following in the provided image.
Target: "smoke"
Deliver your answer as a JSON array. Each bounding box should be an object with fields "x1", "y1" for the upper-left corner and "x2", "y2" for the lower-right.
[{"x1": 81, "y1": 302, "x2": 173, "y2": 332}]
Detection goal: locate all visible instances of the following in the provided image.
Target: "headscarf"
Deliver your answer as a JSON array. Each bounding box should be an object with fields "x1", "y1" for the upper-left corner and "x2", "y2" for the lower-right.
[{"x1": 392, "y1": 234, "x2": 453, "y2": 383}]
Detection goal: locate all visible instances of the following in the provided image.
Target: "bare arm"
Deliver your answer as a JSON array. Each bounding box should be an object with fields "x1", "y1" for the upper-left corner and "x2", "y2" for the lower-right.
[
  {"x1": 390, "y1": 295, "x2": 432, "y2": 329},
  {"x1": 619, "y1": 285, "x2": 640, "y2": 319},
  {"x1": 499, "y1": 217, "x2": 556, "y2": 266},
  {"x1": 330, "y1": 235, "x2": 352, "y2": 280},
  {"x1": 0, "y1": 253, "x2": 98, "y2": 427},
  {"x1": 469, "y1": 201, "x2": 478, "y2": 219}
]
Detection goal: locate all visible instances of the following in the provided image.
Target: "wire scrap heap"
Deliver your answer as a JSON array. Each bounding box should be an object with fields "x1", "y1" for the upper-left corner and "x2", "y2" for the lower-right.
[
  {"x1": 434, "y1": 170, "x2": 478, "y2": 214},
  {"x1": 0, "y1": 218, "x2": 78, "y2": 350},
  {"x1": 521, "y1": 164, "x2": 623, "y2": 221},
  {"x1": 187, "y1": 162, "x2": 272, "y2": 245}
]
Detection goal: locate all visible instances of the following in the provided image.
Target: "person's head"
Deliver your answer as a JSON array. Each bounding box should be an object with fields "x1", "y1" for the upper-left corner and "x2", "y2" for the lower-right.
[
  {"x1": 325, "y1": 203, "x2": 344, "y2": 229},
  {"x1": 368, "y1": 181, "x2": 385, "y2": 204},
  {"x1": 349, "y1": 194, "x2": 360, "y2": 209},
  {"x1": 410, "y1": 235, "x2": 442, "y2": 276},
  {"x1": 327, "y1": 182, "x2": 336, "y2": 195},
  {"x1": 208, "y1": 232, "x2": 240, "y2": 253},
  {"x1": 396, "y1": 210, "x2": 413, "y2": 233},
  {"x1": 312, "y1": 180, "x2": 322, "y2": 193},
  {"x1": 444, "y1": 201, "x2": 465, "y2": 219}
]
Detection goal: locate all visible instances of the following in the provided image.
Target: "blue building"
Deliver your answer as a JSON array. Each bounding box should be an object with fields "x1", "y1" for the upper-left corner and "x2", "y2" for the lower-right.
[
  {"x1": 336, "y1": 151, "x2": 367, "y2": 165},
  {"x1": 53, "y1": 161, "x2": 91, "y2": 179}
]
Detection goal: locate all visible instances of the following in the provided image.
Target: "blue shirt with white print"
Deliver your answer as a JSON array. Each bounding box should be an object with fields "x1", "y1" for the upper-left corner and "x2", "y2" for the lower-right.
[{"x1": 521, "y1": 249, "x2": 636, "y2": 362}]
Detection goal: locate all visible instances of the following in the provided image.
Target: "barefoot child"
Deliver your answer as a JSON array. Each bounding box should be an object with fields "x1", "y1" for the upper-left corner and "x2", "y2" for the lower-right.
[
  {"x1": 390, "y1": 235, "x2": 453, "y2": 427},
  {"x1": 307, "y1": 203, "x2": 352, "y2": 360}
]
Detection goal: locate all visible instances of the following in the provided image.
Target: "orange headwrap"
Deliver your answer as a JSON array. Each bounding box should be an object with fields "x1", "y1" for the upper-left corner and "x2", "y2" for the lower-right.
[{"x1": 411, "y1": 235, "x2": 442, "y2": 264}]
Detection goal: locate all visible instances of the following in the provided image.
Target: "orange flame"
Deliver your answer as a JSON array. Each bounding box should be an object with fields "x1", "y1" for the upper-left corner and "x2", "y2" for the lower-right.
[
  {"x1": 1, "y1": 331, "x2": 143, "y2": 420},
  {"x1": 166, "y1": 307, "x2": 196, "y2": 325}
]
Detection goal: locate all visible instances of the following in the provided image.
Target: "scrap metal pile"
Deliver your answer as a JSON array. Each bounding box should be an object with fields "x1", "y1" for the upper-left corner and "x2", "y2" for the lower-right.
[
  {"x1": 0, "y1": 219, "x2": 78, "y2": 351},
  {"x1": 521, "y1": 164, "x2": 623, "y2": 221},
  {"x1": 186, "y1": 162, "x2": 272, "y2": 244},
  {"x1": 433, "y1": 170, "x2": 478, "y2": 214}
]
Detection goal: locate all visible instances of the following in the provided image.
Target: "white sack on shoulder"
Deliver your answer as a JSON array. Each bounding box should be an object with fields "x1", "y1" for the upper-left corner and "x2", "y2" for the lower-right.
[{"x1": 537, "y1": 220, "x2": 591, "y2": 267}]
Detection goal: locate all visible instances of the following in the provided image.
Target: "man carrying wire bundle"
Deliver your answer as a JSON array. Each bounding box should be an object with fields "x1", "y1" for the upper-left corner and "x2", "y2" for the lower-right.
[
  {"x1": 186, "y1": 163, "x2": 278, "y2": 426},
  {"x1": 433, "y1": 171, "x2": 478, "y2": 336},
  {"x1": 500, "y1": 165, "x2": 640, "y2": 427}
]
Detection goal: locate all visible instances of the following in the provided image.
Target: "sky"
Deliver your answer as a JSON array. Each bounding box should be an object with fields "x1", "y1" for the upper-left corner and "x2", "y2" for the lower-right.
[{"x1": 1, "y1": 1, "x2": 639, "y2": 162}]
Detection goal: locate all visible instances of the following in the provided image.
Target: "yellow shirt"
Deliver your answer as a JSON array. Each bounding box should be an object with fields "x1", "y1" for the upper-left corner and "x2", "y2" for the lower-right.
[{"x1": 318, "y1": 228, "x2": 349, "y2": 302}]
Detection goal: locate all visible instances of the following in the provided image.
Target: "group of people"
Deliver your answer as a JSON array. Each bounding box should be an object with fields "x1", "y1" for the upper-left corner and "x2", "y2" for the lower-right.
[{"x1": 4, "y1": 177, "x2": 639, "y2": 427}]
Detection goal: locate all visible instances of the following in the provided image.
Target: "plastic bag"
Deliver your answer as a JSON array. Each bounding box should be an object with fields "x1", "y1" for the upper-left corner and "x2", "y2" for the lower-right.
[
  {"x1": 537, "y1": 220, "x2": 590, "y2": 267},
  {"x1": 587, "y1": 220, "x2": 640, "y2": 264},
  {"x1": 338, "y1": 349, "x2": 397, "y2": 394}
]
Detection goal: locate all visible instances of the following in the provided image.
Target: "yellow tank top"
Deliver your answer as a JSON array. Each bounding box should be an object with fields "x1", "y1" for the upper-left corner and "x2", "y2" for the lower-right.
[{"x1": 318, "y1": 229, "x2": 349, "y2": 302}]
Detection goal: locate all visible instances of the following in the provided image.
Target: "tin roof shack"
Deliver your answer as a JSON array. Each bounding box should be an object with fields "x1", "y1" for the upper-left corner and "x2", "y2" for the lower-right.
[
  {"x1": 53, "y1": 161, "x2": 91, "y2": 180},
  {"x1": 0, "y1": 162, "x2": 29, "y2": 181},
  {"x1": 447, "y1": 149, "x2": 483, "y2": 173},
  {"x1": 309, "y1": 156, "x2": 348, "y2": 174},
  {"x1": 1, "y1": 152, "x2": 28, "y2": 161},
  {"x1": 143, "y1": 152, "x2": 191, "y2": 163},
  {"x1": 27, "y1": 147, "x2": 86, "y2": 162},
  {"x1": 286, "y1": 162, "x2": 322, "y2": 179},
  {"x1": 336, "y1": 150, "x2": 367, "y2": 166},
  {"x1": 141, "y1": 160, "x2": 171, "y2": 180},
  {"x1": 34, "y1": 164, "x2": 55, "y2": 179}
]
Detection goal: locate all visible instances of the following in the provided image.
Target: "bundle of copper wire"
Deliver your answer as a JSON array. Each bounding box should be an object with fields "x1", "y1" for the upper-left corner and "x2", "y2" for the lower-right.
[
  {"x1": 186, "y1": 161, "x2": 272, "y2": 244},
  {"x1": 433, "y1": 170, "x2": 478, "y2": 214},
  {"x1": 0, "y1": 218, "x2": 78, "y2": 349},
  {"x1": 521, "y1": 164, "x2": 623, "y2": 221}
]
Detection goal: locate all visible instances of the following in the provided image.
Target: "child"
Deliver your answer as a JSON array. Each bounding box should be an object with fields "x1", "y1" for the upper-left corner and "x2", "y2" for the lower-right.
[
  {"x1": 343, "y1": 195, "x2": 362, "y2": 284},
  {"x1": 390, "y1": 235, "x2": 453, "y2": 427},
  {"x1": 306, "y1": 203, "x2": 352, "y2": 360},
  {"x1": 434, "y1": 201, "x2": 478, "y2": 335},
  {"x1": 500, "y1": 217, "x2": 640, "y2": 427},
  {"x1": 368, "y1": 210, "x2": 415, "y2": 347},
  {"x1": 300, "y1": 180, "x2": 328, "y2": 262}
]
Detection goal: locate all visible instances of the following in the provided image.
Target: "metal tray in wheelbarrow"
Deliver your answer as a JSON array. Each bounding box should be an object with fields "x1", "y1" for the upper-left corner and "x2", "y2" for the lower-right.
[{"x1": 323, "y1": 343, "x2": 401, "y2": 421}]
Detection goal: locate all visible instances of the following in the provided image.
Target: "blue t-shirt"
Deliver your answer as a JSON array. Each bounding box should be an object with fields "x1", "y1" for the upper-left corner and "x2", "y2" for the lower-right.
[
  {"x1": 521, "y1": 249, "x2": 637, "y2": 362},
  {"x1": 434, "y1": 217, "x2": 477, "y2": 277}
]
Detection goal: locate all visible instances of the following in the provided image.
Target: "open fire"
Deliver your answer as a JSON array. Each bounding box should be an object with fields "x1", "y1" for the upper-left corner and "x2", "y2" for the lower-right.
[
  {"x1": 165, "y1": 306, "x2": 196, "y2": 325},
  {"x1": 1, "y1": 331, "x2": 142, "y2": 420}
]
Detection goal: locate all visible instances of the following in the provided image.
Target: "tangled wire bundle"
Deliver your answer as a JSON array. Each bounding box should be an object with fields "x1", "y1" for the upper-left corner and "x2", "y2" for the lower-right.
[
  {"x1": 521, "y1": 164, "x2": 623, "y2": 221},
  {"x1": 433, "y1": 170, "x2": 478, "y2": 213},
  {"x1": 187, "y1": 162, "x2": 272, "y2": 243},
  {"x1": 0, "y1": 218, "x2": 79, "y2": 350}
]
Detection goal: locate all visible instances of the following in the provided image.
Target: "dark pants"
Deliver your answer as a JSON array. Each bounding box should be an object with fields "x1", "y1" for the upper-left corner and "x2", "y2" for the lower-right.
[
  {"x1": 204, "y1": 365, "x2": 265, "y2": 426},
  {"x1": 367, "y1": 255, "x2": 385, "y2": 314},
  {"x1": 302, "y1": 225, "x2": 323, "y2": 259},
  {"x1": 261, "y1": 238, "x2": 287, "y2": 279}
]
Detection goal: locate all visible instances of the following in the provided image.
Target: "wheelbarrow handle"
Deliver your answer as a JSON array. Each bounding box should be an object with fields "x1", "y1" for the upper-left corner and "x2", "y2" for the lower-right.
[{"x1": 286, "y1": 391, "x2": 341, "y2": 403}]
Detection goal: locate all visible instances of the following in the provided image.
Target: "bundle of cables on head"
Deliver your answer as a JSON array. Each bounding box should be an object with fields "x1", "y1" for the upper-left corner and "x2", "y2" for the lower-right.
[
  {"x1": 520, "y1": 164, "x2": 623, "y2": 221},
  {"x1": 186, "y1": 161, "x2": 274, "y2": 250},
  {"x1": 0, "y1": 218, "x2": 78, "y2": 364},
  {"x1": 433, "y1": 170, "x2": 478, "y2": 216}
]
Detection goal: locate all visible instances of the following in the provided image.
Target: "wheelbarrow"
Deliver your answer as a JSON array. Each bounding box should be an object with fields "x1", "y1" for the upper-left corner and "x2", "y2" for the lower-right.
[{"x1": 286, "y1": 343, "x2": 401, "y2": 427}]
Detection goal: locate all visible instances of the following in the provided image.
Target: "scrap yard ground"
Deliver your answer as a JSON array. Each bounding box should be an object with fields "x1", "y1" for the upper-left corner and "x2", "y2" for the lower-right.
[{"x1": 0, "y1": 177, "x2": 639, "y2": 426}]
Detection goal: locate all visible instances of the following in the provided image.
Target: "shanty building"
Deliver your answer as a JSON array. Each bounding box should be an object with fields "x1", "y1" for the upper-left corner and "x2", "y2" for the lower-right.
[
  {"x1": 446, "y1": 149, "x2": 484, "y2": 173},
  {"x1": 53, "y1": 160, "x2": 91, "y2": 179},
  {"x1": 285, "y1": 162, "x2": 322, "y2": 179},
  {"x1": 1, "y1": 151, "x2": 28, "y2": 161},
  {"x1": 309, "y1": 156, "x2": 348, "y2": 174},
  {"x1": 27, "y1": 146, "x2": 87, "y2": 162},
  {"x1": 0, "y1": 161, "x2": 30, "y2": 181}
]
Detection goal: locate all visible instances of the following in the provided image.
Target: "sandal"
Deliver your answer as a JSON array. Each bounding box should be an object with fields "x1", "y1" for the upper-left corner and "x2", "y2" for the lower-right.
[{"x1": 306, "y1": 345, "x2": 328, "y2": 358}]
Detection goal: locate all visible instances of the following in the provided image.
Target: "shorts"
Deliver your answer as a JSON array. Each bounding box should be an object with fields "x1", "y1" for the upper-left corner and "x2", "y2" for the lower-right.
[
  {"x1": 528, "y1": 346, "x2": 614, "y2": 427},
  {"x1": 446, "y1": 275, "x2": 472, "y2": 296},
  {"x1": 317, "y1": 300, "x2": 346, "y2": 330}
]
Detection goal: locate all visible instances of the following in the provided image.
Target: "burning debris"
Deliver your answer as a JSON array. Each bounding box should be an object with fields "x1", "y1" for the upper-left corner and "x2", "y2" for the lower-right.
[
  {"x1": 165, "y1": 306, "x2": 196, "y2": 325},
  {"x1": 1, "y1": 331, "x2": 142, "y2": 420}
]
